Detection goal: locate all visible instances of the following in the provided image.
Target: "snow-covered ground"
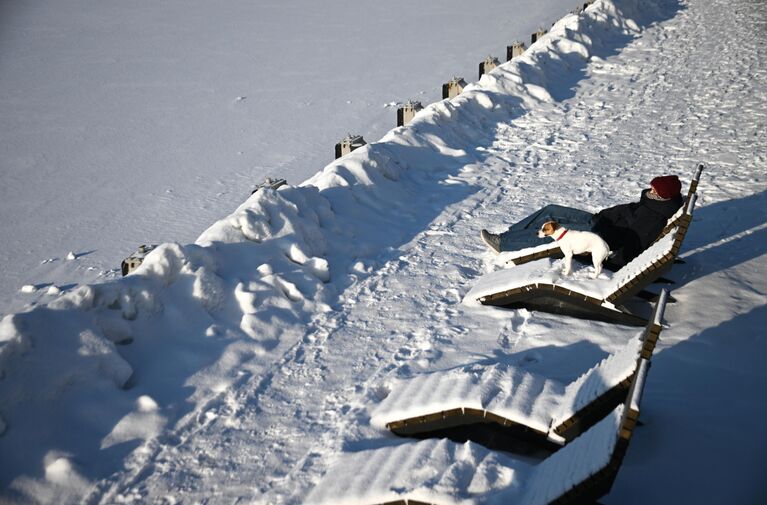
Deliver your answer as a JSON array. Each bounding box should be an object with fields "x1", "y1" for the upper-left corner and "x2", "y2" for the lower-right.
[
  {"x1": 1, "y1": 0, "x2": 766, "y2": 503},
  {"x1": 0, "y1": 0, "x2": 576, "y2": 318}
]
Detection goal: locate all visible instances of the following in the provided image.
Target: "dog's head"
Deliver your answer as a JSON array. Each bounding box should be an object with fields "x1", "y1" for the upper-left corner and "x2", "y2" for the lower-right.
[{"x1": 537, "y1": 220, "x2": 560, "y2": 238}]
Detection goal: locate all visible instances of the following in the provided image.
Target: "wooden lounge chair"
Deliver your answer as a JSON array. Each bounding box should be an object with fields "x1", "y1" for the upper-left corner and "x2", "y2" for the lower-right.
[
  {"x1": 372, "y1": 291, "x2": 666, "y2": 452},
  {"x1": 306, "y1": 359, "x2": 652, "y2": 505},
  {"x1": 466, "y1": 193, "x2": 695, "y2": 326},
  {"x1": 504, "y1": 163, "x2": 704, "y2": 268}
]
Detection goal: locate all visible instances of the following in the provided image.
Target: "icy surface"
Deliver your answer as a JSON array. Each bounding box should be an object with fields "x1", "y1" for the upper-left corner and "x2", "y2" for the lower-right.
[{"x1": 0, "y1": 0, "x2": 766, "y2": 503}]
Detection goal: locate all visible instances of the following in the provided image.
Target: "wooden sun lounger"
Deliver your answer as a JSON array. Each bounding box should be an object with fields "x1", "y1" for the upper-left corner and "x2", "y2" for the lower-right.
[
  {"x1": 506, "y1": 163, "x2": 704, "y2": 268},
  {"x1": 471, "y1": 193, "x2": 696, "y2": 326},
  {"x1": 306, "y1": 359, "x2": 652, "y2": 505},
  {"x1": 377, "y1": 292, "x2": 666, "y2": 452},
  {"x1": 531, "y1": 358, "x2": 649, "y2": 505}
]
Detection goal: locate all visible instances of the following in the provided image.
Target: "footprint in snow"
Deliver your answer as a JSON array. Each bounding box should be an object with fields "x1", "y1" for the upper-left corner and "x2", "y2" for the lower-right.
[{"x1": 519, "y1": 351, "x2": 543, "y2": 366}]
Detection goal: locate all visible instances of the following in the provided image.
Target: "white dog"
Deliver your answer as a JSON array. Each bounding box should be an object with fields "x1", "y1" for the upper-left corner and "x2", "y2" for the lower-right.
[{"x1": 537, "y1": 220, "x2": 611, "y2": 278}]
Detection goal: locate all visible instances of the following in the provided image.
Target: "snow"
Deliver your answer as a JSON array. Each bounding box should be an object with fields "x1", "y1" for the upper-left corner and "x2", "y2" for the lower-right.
[
  {"x1": 305, "y1": 437, "x2": 530, "y2": 505},
  {"x1": 551, "y1": 336, "x2": 644, "y2": 427},
  {"x1": 100, "y1": 396, "x2": 165, "y2": 450},
  {"x1": 627, "y1": 358, "x2": 649, "y2": 414},
  {"x1": 520, "y1": 407, "x2": 623, "y2": 505},
  {"x1": 1, "y1": 0, "x2": 766, "y2": 503},
  {"x1": 499, "y1": 242, "x2": 561, "y2": 265}
]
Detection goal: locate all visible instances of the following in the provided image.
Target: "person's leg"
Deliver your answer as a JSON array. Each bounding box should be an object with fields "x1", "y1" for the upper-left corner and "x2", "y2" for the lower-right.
[
  {"x1": 508, "y1": 204, "x2": 594, "y2": 231},
  {"x1": 499, "y1": 227, "x2": 549, "y2": 251},
  {"x1": 542, "y1": 205, "x2": 594, "y2": 231},
  {"x1": 498, "y1": 204, "x2": 594, "y2": 251}
]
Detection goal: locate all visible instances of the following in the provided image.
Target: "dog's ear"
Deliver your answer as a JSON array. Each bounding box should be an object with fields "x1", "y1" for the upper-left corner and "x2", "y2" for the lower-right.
[
  {"x1": 542, "y1": 220, "x2": 559, "y2": 233},
  {"x1": 540, "y1": 221, "x2": 557, "y2": 235}
]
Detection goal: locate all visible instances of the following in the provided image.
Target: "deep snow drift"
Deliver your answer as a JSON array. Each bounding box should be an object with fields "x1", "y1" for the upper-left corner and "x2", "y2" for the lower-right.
[{"x1": 1, "y1": 0, "x2": 766, "y2": 503}]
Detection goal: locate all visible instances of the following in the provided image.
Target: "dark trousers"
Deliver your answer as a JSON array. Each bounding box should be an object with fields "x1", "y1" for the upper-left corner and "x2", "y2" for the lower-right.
[{"x1": 499, "y1": 204, "x2": 595, "y2": 251}]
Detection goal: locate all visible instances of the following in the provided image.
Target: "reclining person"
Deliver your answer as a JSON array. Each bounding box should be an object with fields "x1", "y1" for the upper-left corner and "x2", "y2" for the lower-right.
[{"x1": 480, "y1": 175, "x2": 684, "y2": 268}]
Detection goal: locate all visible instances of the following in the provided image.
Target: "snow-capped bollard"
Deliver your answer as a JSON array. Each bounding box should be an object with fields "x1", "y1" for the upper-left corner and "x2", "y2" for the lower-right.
[
  {"x1": 506, "y1": 41, "x2": 525, "y2": 61},
  {"x1": 441, "y1": 76, "x2": 467, "y2": 100},
  {"x1": 121, "y1": 244, "x2": 157, "y2": 276},
  {"x1": 251, "y1": 177, "x2": 287, "y2": 195},
  {"x1": 335, "y1": 134, "x2": 367, "y2": 159},
  {"x1": 478, "y1": 55, "x2": 500, "y2": 78},
  {"x1": 396, "y1": 100, "x2": 424, "y2": 127},
  {"x1": 531, "y1": 27, "x2": 547, "y2": 44}
]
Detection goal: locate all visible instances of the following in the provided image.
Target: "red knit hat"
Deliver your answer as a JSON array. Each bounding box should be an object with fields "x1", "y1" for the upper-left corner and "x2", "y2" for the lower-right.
[{"x1": 650, "y1": 175, "x2": 681, "y2": 199}]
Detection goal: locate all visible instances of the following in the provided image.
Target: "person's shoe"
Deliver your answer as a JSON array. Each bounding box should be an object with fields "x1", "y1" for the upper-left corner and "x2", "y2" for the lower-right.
[{"x1": 480, "y1": 229, "x2": 501, "y2": 253}]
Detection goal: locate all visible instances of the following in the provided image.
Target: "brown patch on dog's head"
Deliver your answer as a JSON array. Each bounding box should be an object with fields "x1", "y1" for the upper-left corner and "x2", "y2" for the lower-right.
[{"x1": 539, "y1": 220, "x2": 560, "y2": 237}]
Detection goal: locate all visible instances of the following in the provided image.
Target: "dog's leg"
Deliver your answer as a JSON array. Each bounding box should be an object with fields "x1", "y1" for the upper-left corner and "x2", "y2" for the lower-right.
[
  {"x1": 563, "y1": 253, "x2": 573, "y2": 276},
  {"x1": 592, "y1": 256, "x2": 602, "y2": 278}
]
